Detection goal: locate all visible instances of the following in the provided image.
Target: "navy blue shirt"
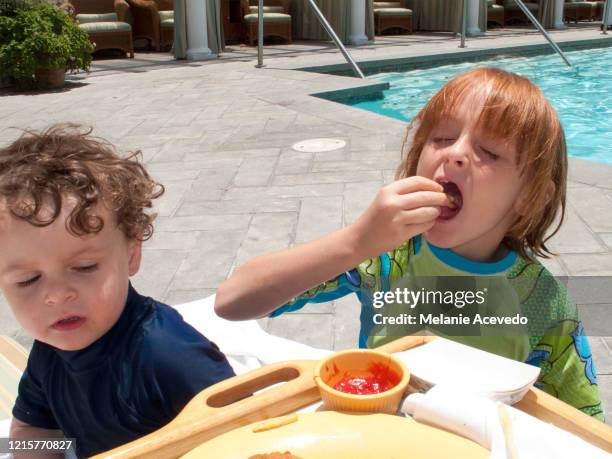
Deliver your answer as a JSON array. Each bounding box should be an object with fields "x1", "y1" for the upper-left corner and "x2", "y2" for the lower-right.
[{"x1": 12, "y1": 285, "x2": 235, "y2": 457}]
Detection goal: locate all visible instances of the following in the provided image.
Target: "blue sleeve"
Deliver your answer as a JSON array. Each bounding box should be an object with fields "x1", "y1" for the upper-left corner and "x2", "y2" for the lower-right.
[
  {"x1": 12, "y1": 345, "x2": 59, "y2": 429},
  {"x1": 141, "y1": 308, "x2": 236, "y2": 422},
  {"x1": 270, "y1": 269, "x2": 362, "y2": 317}
]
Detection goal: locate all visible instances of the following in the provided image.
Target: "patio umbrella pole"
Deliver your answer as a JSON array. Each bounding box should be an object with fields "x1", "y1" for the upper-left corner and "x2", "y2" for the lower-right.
[
  {"x1": 603, "y1": 0, "x2": 610, "y2": 34},
  {"x1": 306, "y1": 0, "x2": 365, "y2": 78},
  {"x1": 512, "y1": 0, "x2": 571, "y2": 66},
  {"x1": 460, "y1": 0, "x2": 468, "y2": 48},
  {"x1": 256, "y1": 0, "x2": 264, "y2": 67}
]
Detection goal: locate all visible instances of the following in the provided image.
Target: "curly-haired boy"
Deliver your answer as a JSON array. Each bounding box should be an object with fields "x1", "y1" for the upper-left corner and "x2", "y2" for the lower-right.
[{"x1": 0, "y1": 124, "x2": 235, "y2": 457}]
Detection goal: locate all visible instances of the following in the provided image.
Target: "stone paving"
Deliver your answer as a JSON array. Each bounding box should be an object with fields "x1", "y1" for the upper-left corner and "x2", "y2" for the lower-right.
[{"x1": 1, "y1": 26, "x2": 611, "y2": 422}]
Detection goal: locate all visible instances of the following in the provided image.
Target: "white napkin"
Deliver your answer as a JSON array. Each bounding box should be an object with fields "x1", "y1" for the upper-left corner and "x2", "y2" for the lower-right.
[
  {"x1": 401, "y1": 385, "x2": 610, "y2": 459},
  {"x1": 172, "y1": 295, "x2": 331, "y2": 375},
  {"x1": 395, "y1": 338, "x2": 541, "y2": 404}
]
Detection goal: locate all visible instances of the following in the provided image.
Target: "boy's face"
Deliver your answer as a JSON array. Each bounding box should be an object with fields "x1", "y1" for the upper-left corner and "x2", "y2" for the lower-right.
[
  {"x1": 0, "y1": 198, "x2": 142, "y2": 351},
  {"x1": 416, "y1": 93, "x2": 526, "y2": 261}
]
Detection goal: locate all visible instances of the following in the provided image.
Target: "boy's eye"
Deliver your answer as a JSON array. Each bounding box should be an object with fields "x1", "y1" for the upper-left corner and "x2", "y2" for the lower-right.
[
  {"x1": 17, "y1": 275, "x2": 40, "y2": 288},
  {"x1": 433, "y1": 137, "x2": 455, "y2": 144},
  {"x1": 482, "y1": 148, "x2": 500, "y2": 161},
  {"x1": 74, "y1": 264, "x2": 98, "y2": 273}
]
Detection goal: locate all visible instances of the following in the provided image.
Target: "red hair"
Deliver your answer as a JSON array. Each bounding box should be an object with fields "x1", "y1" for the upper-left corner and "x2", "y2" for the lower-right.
[{"x1": 396, "y1": 67, "x2": 567, "y2": 260}]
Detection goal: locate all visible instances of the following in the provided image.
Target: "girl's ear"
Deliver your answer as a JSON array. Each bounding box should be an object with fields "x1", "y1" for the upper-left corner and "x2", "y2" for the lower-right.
[{"x1": 128, "y1": 239, "x2": 142, "y2": 276}]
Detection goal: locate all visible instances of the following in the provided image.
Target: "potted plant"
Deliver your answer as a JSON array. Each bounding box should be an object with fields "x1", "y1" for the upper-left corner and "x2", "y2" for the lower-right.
[{"x1": 0, "y1": 0, "x2": 93, "y2": 89}]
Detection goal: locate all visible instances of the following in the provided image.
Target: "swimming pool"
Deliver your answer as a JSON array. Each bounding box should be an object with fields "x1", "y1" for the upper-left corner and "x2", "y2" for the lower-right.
[{"x1": 347, "y1": 47, "x2": 612, "y2": 165}]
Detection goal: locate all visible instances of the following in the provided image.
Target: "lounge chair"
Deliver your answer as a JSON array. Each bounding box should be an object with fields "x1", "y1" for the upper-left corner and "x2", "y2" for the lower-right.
[
  {"x1": 564, "y1": 0, "x2": 596, "y2": 22},
  {"x1": 0, "y1": 336, "x2": 28, "y2": 420},
  {"x1": 70, "y1": 0, "x2": 134, "y2": 58},
  {"x1": 127, "y1": 0, "x2": 174, "y2": 51},
  {"x1": 503, "y1": 0, "x2": 540, "y2": 25},
  {"x1": 243, "y1": 0, "x2": 292, "y2": 45},
  {"x1": 488, "y1": 0, "x2": 505, "y2": 27},
  {"x1": 373, "y1": 1, "x2": 413, "y2": 35}
]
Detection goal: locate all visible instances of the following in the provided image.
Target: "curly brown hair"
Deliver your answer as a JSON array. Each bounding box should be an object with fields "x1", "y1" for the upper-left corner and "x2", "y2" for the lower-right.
[{"x1": 0, "y1": 123, "x2": 164, "y2": 241}]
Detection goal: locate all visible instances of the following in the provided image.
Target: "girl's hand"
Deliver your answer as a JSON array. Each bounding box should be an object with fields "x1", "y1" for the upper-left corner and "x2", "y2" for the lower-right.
[{"x1": 349, "y1": 176, "x2": 450, "y2": 259}]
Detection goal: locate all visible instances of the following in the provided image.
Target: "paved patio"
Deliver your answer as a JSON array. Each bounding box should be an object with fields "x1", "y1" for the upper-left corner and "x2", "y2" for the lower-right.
[{"x1": 1, "y1": 26, "x2": 611, "y2": 421}]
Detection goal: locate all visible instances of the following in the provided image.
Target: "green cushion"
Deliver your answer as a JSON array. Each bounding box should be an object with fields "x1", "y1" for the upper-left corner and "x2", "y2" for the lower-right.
[
  {"x1": 76, "y1": 12, "x2": 118, "y2": 24},
  {"x1": 248, "y1": 5, "x2": 285, "y2": 13},
  {"x1": 373, "y1": 2, "x2": 402, "y2": 7},
  {"x1": 161, "y1": 18, "x2": 173, "y2": 28},
  {"x1": 504, "y1": 2, "x2": 538, "y2": 11},
  {"x1": 243, "y1": 13, "x2": 291, "y2": 22},
  {"x1": 79, "y1": 21, "x2": 131, "y2": 33},
  {"x1": 374, "y1": 7, "x2": 412, "y2": 16},
  {"x1": 158, "y1": 10, "x2": 174, "y2": 21}
]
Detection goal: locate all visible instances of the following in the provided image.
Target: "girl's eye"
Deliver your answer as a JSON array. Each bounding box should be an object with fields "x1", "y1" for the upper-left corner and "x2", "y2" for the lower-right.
[
  {"x1": 17, "y1": 275, "x2": 40, "y2": 288},
  {"x1": 74, "y1": 264, "x2": 98, "y2": 273}
]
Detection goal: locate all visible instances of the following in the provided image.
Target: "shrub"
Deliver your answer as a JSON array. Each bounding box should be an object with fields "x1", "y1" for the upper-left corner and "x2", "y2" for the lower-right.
[{"x1": 0, "y1": 0, "x2": 93, "y2": 86}]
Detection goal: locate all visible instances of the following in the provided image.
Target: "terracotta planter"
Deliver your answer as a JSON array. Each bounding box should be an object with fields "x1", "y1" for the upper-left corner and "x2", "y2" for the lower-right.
[{"x1": 34, "y1": 67, "x2": 65, "y2": 89}]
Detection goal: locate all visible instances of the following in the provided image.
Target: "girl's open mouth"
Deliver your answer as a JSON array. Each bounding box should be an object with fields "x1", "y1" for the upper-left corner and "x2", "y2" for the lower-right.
[
  {"x1": 437, "y1": 180, "x2": 463, "y2": 220},
  {"x1": 52, "y1": 316, "x2": 85, "y2": 331}
]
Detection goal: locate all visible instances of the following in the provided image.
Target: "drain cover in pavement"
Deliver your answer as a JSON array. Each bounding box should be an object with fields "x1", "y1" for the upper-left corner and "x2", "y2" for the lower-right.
[{"x1": 292, "y1": 138, "x2": 346, "y2": 153}]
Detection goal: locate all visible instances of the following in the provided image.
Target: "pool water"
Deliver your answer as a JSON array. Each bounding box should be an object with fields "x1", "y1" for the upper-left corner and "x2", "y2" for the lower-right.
[{"x1": 349, "y1": 47, "x2": 612, "y2": 165}]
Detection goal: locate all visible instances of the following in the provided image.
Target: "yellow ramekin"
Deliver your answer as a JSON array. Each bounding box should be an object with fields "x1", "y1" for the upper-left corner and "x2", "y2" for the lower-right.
[{"x1": 314, "y1": 349, "x2": 411, "y2": 414}]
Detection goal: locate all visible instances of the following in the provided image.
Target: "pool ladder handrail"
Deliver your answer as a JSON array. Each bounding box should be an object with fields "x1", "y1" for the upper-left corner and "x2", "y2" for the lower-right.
[
  {"x1": 256, "y1": 0, "x2": 366, "y2": 79},
  {"x1": 460, "y1": 0, "x2": 572, "y2": 67},
  {"x1": 603, "y1": 0, "x2": 610, "y2": 35}
]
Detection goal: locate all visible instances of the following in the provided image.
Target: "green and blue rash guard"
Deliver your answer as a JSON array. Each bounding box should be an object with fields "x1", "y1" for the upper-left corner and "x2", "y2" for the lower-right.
[{"x1": 271, "y1": 235, "x2": 604, "y2": 421}]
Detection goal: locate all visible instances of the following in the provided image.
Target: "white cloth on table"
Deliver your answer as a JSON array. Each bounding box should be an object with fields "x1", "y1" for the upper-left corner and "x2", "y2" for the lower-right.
[
  {"x1": 401, "y1": 385, "x2": 610, "y2": 459},
  {"x1": 172, "y1": 295, "x2": 332, "y2": 375}
]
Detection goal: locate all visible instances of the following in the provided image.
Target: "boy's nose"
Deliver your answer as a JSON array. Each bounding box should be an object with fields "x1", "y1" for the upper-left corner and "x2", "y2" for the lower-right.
[
  {"x1": 44, "y1": 282, "x2": 77, "y2": 307},
  {"x1": 445, "y1": 138, "x2": 470, "y2": 168}
]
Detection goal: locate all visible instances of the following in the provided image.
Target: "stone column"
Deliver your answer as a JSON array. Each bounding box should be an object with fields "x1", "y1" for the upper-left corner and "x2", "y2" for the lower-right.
[
  {"x1": 467, "y1": 0, "x2": 481, "y2": 36},
  {"x1": 349, "y1": 0, "x2": 368, "y2": 45},
  {"x1": 186, "y1": 0, "x2": 214, "y2": 60},
  {"x1": 554, "y1": 0, "x2": 566, "y2": 29}
]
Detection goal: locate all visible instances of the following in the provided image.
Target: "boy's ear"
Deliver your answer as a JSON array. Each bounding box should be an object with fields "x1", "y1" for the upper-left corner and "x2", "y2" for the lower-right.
[
  {"x1": 514, "y1": 180, "x2": 556, "y2": 216},
  {"x1": 545, "y1": 180, "x2": 556, "y2": 204},
  {"x1": 128, "y1": 239, "x2": 142, "y2": 276}
]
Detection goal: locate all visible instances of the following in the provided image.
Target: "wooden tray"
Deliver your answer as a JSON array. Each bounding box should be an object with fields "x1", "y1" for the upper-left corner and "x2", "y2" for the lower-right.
[{"x1": 93, "y1": 336, "x2": 612, "y2": 458}]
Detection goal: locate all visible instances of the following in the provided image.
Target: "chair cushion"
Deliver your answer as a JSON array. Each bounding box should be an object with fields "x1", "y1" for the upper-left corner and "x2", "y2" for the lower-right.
[
  {"x1": 248, "y1": 5, "x2": 285, "y2": 13},
  {"x1": 373, "y1": 2, "x2": 402, "y2": 7},
  {"x1": 374, "y1": 7, "x2": 412, "y2": 16},
  {"x1": 76, "y1": 12, "x2": 118, "y2": 24},
  {"x1": 159, "y1": 10, "x2": 174, "y2": 21},
  {"x1": 244, "y1": 13, "x2": 291, "y2": 22},
  {"x1": 79, "y1": 21, "x2": 132, "y2": 33},
  {"x1": 504, "y1": 2, "x2": 538, "y2": 11}
]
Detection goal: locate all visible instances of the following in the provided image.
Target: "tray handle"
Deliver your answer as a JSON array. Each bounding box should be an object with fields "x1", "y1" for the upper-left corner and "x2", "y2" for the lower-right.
[{"x1": 93, "y1": 360, "x2": 319, "y2": 459}]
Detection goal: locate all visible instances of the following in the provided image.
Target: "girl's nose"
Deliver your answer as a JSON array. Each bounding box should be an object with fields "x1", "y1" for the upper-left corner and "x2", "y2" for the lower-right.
[{"x1": 44, "y1": 280, "x2": 77, "y2": 307}]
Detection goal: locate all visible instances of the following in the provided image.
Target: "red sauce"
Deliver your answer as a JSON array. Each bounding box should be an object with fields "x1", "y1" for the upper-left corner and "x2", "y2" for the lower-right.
[{"x1": 332, "y1": 362, "x2": 400, "y2": 395}]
